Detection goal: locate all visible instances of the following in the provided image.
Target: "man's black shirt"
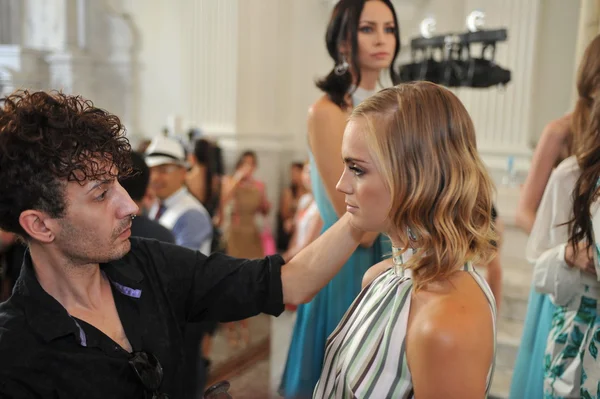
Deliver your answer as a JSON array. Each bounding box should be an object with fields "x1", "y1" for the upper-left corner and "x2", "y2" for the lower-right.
[
  {"x1": 130, "y1": 215, "x2": 175, "y2": 244},
  {"x1": 0, "y1": 237, "x2": 285, "y2": 398}
]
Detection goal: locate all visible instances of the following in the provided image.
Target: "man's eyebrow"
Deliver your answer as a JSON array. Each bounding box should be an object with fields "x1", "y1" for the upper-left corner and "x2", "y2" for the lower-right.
[{"x1": 87, "y1": 178, "x2": 114, "y2": 193}]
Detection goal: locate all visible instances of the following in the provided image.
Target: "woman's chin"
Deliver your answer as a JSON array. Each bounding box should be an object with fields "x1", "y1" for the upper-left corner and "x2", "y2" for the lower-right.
[{"x1": 349, "y1": 215, "x2": 384, "y2": 234}]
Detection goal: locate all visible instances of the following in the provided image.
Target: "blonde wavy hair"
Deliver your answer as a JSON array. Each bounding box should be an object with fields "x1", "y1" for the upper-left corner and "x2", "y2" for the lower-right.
[{"x1": 352, "y1": 81, "x2": 497, "y2": 290}]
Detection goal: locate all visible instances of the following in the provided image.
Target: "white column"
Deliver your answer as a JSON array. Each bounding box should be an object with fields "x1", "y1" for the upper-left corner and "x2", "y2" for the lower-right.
[
  {"x1": 0, "y1": 0, "x2": 49, "y2": 94},
  {"x1": 0, "y1": 0, "x2": 10, "y2": 44},
  {"x1": 64, "y1": 0, "x2": 81, "y2": 50},
  {"x1": 85, "y1": 0, "x2": 139, "y2": 134},
  {"x1": 220, "y1": 0, "x2": 295, "y2": 228},
  {"x1": 0, "y1": 0, "x2": 22, "y2": 45},
  {"x1": 235, "y1": 0, "x2": 286, "y2": 137},
  {"x1": 187, "y1": 0, "x2": 239, "y2": 136},
  {"x1": 44, "y1": 0, "x2": 93, "y2": 97},
  {"x1": 21, "y1": 0, "x2": 84, "y2": 52}
]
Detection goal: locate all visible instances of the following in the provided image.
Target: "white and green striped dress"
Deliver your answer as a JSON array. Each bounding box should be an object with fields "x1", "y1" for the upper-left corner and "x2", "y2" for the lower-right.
[{"x1": 313, "y1": 252, "x2": 497, "y2": 398}]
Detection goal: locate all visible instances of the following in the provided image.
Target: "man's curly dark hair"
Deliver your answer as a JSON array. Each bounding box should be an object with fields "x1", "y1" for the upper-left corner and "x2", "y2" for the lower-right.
[{"x1": 0, "y1": 90, "x2": 133, "y2": 238}]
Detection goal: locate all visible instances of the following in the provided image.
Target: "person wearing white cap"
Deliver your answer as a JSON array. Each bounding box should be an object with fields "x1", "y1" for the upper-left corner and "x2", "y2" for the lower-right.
[{"x1": 145, "y1": 136, "x2": 213, "y2": 255}]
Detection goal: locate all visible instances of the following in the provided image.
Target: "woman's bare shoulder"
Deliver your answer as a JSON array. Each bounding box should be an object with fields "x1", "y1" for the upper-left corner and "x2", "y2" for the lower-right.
[
  {"x1": 407, "y1": 282, "x2": 494, "y2": 398},
  {"x1": 543, "y1": 113, "x2": 572, "y2": 140},
  {"x1": 408, "y1": 273, "x2": 494, "y2": 355},
  {"x1": 308, "y1": 95, "x2": 345, "y2": 121},
  {"x1": 362, "y1": 258, "x2": 393, "y2": 289}
]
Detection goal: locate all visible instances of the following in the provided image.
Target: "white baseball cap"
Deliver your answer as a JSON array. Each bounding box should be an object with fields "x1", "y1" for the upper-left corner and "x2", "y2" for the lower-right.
[{"x1": 144, "y1": 136, "x2": 188, "y2": 168}]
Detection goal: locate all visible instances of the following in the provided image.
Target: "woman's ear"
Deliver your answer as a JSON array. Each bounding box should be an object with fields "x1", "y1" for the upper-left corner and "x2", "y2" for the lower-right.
[{"x1": 339, "y1": 41, "x2": 350, "y2": 58}]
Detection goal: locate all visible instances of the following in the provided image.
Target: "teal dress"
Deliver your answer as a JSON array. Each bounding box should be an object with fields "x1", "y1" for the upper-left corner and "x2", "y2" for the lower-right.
[
  {"x1": 511, "y1": 156, "x2": 586, "y2": 398},
  {"x1": 509, "y1": 287, "x2": 555, "y2": 398},
  {"x1": 279, "y1": 154, "x2": 390, "y2": 398}
]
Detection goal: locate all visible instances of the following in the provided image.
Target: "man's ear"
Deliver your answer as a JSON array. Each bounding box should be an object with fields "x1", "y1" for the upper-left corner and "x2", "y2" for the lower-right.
[{"x1": 19, "y1": 210, "x2": 56, "y2": 243}]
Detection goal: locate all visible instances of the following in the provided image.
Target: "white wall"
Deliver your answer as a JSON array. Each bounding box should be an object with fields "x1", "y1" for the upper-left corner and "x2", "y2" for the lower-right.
[
  {"x1": 126, "y1": 0, "x2": 190, "y2": 138},
  {"x1": 125, "y1": 0, "x2": 339, "y2": 226},
  {"x1": 4, "y1": 0, "x2": 579, "y2": 208},
  {"x1": 0, "y1": 0, "x2": 138, "y2": 131},
  {"x1": 529, "y1": 0, "x2": 580, "y2": 145},
  {"x1": 127, "y1": 0, "x2": 581, "y2": 171},
  {"x1": 126, "y1": 0, "x2": 331, "y2": 149},
  {"x1": 1, "y1": 0, "x2": 584, "y2": 167},
  {"x1": 400, "y1": 0, "x2": 580, "y2": 175},
  {"x1": 119, "y1": 0, "x2": 582, "y2": 221}
]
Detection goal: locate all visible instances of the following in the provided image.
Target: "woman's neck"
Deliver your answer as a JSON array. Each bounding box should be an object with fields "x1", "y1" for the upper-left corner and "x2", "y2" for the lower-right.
[
  {"x1": 356, "y1": 69, "x2": 380, "y2": 91},
  {"x1": 388, "y1": 232, "x2": 407, "y2": 250}
]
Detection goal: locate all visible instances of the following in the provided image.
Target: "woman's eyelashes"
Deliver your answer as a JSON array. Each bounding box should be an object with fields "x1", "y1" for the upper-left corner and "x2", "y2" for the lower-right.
[{"x1": 349, "y1": 164, "x2": 365, "y2": 177}]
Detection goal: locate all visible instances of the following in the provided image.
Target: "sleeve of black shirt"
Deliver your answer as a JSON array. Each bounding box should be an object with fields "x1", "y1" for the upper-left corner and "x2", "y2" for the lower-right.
[
  {"x1": 141, "y1": 239, "x2": 285, "y2": 323},
  {"x1": 0, "y1": 376, "x2": 43, "y2": 398}
]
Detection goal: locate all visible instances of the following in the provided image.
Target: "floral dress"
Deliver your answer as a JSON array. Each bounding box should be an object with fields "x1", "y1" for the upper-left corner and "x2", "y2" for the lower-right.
[{"x1": 530, "y1": 156, "x2": 600, "y2": 398}]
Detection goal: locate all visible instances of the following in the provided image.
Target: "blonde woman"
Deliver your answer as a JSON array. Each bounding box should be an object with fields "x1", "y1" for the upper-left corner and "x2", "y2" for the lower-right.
[{"x1": 313, "y1": 82, "x2": 497, "y2": 398}]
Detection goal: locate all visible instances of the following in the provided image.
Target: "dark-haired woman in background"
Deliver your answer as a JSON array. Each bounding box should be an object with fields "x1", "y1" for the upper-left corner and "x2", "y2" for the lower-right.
[
  {"x1": 187, "y1": 138, "x2": 228, "y2": 255},
  {"x1": 529, "y1": 97, "x2": 600, "y2": 396},
  {"x1": 510, "y1": 34, "x2": 600, "y2": 399},
  {"x1": 279, "y1": 1, "x2": 400, "y2": 397},
  {"x1": 187, "y1": 138, "x2": 219, "y2": 216},
  {"x1": 277, "y1": 162, "x2": 308, "y2": 252}
]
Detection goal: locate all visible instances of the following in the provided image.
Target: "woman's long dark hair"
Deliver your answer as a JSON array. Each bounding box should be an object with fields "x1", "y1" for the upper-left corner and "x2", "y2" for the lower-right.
[
  {"x1": 194, "y1": 139, "x2": 215, "y2": 211},
  {"x1": 569, "y1": 98, "x2": 600, "y2": 254},
  {"x1": 316, "y1": 0, "x2": 401, "y2": 109},
  {"x1": 290, "y1": 162, "x2": 305, "y2": 198}
]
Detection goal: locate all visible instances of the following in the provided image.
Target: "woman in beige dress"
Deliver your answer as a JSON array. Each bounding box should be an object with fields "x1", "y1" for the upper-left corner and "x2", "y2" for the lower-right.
[{"x1": 219, "y1": 150, "x2": 270, "y2": 345}]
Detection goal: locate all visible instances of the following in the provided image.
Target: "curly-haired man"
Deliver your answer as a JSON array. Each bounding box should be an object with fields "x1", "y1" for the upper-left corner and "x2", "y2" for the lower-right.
[{"x1": 0, "y1": 91, "x2": 363, "y2": 398}]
